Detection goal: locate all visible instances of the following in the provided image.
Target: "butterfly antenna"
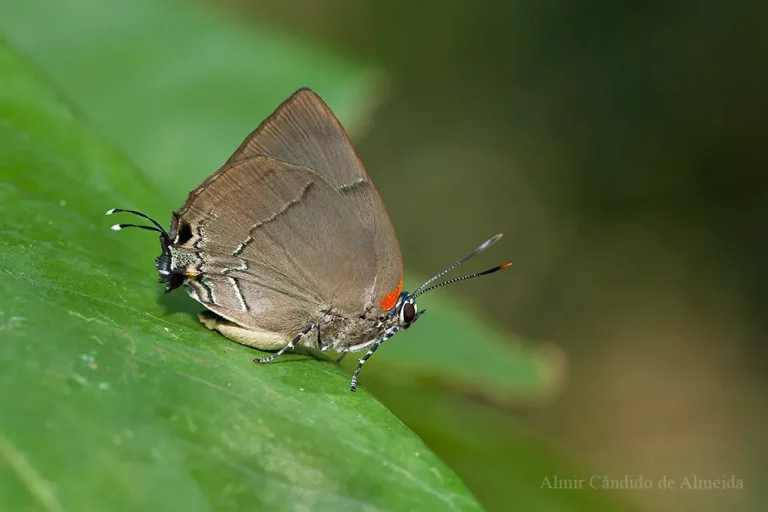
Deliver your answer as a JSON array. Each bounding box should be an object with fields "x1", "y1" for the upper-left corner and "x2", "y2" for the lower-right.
[
  {"x1": 110, "y1": 223, "x2": 164, "y2": 233},
  {"x1": 410, "y1": 234, "x2": 505, "y2": 296},
  {"x1": 411, "y1": 260, "x2": 511, "y2": 299},
  {"x1": 106, "y1": 208, "x2": 168, "y2": 236}
]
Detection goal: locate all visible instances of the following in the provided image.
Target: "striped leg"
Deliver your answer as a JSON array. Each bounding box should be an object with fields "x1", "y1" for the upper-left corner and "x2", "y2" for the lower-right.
[
  {"x1": 254, "y1": 323, "x2": 318, "y2": 363},
  {"x1": 349, "y1": 328, "x2": 398, "y2": 392}
]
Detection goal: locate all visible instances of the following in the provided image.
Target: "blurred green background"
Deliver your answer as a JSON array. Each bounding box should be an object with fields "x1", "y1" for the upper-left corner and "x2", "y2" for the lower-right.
[{"x1": 1, "y1": 0, "x2": 765, "y2": 511}]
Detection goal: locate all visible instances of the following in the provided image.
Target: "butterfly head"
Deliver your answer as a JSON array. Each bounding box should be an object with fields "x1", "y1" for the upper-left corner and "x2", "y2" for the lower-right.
[
  {"x1": 106, "y1": 208, "x2": 186, "y2": 293},
  {"x1": 389, "y1": 292, "x2": 424, "y2": 331}
]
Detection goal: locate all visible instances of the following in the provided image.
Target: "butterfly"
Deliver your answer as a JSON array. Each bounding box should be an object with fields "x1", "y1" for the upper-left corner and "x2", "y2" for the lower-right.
[{"x1": 108, "y1": 88, "x2": 509, "y2": 391}]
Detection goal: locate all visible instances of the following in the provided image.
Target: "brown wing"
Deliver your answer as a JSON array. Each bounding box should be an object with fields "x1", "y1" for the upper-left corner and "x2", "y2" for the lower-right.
[
  {"x1": 226, "y1": 88, "x2": 404, "y2": 311},
  {"x1": 177, "y1": 157, "x2": 379, "y2": 335}
]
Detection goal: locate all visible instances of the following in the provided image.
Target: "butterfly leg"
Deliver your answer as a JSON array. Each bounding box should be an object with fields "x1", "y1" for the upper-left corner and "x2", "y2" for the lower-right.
[
  {"x1": 253, "y1": 322, "x2": 319, "y2": 363},
  {"x1": 349, "y1": 327, "x2": 399, "y2": 392},
  {"x1": 335, "y1": 351, "x2": 347, "y2": 364}
]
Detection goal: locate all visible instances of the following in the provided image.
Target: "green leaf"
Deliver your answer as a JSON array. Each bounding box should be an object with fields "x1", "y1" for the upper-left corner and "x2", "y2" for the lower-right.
[
  {"x1": 375, "y1": 388, "x2": 645, "y2": 512},
  {"x1": 0, "y1": 37, "x2": 484, "y2": 511},
  {"x1": 0, "y1": 0, "x2": 563, "y2": 404}
]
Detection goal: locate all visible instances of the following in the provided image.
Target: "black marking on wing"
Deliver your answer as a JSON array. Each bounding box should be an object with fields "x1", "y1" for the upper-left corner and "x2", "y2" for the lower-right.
[
  {"x1": 176, "y1": 222, "x2": 193, "y2": 245},
  {"x1": 230, "y1": 277, "x2": 249, "y2": 311},
  {"x1": 197, "y1": 276, "x2": 214, "y2": 303}
]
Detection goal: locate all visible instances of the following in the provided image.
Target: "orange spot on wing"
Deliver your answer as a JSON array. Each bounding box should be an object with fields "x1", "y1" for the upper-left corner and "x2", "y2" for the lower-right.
[{"x1": 379, "y1": 278, "x2": 403, "y2": 310}]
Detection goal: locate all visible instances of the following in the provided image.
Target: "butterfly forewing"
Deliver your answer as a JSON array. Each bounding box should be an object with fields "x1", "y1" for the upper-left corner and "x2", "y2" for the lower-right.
[{"x1": 223, "y1": 88, "x2": 404, "y2": 311}]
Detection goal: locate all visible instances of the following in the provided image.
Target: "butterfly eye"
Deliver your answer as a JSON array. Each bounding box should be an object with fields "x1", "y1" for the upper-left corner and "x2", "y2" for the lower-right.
[{"x1": 400, "y1": 302, "x2": 417, "y2": 327}]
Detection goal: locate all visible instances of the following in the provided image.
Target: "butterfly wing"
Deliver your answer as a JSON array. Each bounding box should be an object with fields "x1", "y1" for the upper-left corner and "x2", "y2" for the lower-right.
[
  {"x1": 224, "y1": 88, "x2": 404, "y2": 312},
  {"x1": 176, "y1": 156, "x2": 378, "y2": 336}
]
